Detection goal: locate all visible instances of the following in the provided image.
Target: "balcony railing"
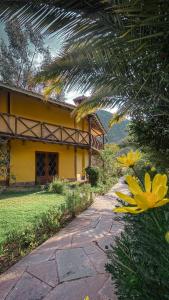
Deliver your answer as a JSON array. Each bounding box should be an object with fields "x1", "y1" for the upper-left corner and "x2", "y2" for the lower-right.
[{"x1": 0, "y1": 112, "x2": 103, "y2": 151}]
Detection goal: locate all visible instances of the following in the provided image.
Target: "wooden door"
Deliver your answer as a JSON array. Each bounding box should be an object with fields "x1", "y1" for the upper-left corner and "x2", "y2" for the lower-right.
[{"x1": 36, "y1": 152, "x2": 58, "y2": 184}]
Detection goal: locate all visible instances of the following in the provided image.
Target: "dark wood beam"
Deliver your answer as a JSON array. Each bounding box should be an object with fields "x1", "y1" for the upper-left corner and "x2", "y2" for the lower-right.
[
  {"x1": 88, "y1": 116, "x2": 92, "y2": 167},
  {"x1": 103, "y1": 134, "x2": 105, "y2": 149},
  {"x1": 0, "y1": 112, "x2": 103, "y2": 151},
  {"x1": 6, "y1": 92, "x2": 11, "y2": 186},
  {"x1": 74, "y1": 146, "x2": 77, "y2": 179}
]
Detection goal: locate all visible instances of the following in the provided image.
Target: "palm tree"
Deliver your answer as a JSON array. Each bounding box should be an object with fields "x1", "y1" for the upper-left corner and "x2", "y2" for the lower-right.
[{"x1": 1, "y1": 1, "x2": 169, "y2": 121}]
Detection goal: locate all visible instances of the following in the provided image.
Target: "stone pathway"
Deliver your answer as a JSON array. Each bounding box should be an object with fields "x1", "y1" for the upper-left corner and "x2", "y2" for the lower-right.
[{"x1": 0, "y1": 179, "x2": 127, "y2": 300}]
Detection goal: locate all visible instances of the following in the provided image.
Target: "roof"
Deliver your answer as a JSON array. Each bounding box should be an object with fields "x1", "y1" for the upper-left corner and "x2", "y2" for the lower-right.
[
  {"x1": 0, "y1": 81, "x2": 106, "y2": 134},
  {"x1": 0, "y1": 81, "x2": 75, "y2": 110}
]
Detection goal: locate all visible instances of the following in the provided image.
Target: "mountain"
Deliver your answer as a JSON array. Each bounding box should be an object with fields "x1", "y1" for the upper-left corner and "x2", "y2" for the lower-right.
[{"x1": 97, "y1": 110, "x2": 129, "y2": 144}]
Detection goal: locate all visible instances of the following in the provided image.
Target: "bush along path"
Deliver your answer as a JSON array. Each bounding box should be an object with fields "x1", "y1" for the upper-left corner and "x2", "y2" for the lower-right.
[{"x1": 0, "y1": 180, "x2": 126, "y2": 300}]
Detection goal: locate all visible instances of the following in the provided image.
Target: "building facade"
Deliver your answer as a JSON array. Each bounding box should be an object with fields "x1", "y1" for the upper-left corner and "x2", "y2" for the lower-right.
[{"x1": 0, "y1": 83, "x2": 105, "y2": 185}]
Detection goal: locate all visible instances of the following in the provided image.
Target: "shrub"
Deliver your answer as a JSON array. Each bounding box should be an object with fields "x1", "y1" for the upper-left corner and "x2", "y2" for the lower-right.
[
  {"x1": 48, "y1": 178, "x2": 66, "y2": 194},
  {"x1": 91, "y1": 144, "x2": 123, "y2": 194},
  {"x1": 92, "y1": 178, "x2": 113, "y2": 195},
  {"x1": 106, "y1": 205, "x2": 169, "y2": 300},
  {"x1": 85, "y1": 166, "x2": 99, "y2": 186},
  {"x1": 65, "y1": 183, "x2": 92, "y2": 216}
]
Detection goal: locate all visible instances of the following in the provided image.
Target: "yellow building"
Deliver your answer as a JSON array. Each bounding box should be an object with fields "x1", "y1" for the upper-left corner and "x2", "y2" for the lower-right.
[{"x1": 0, "y1": 82, "x2": 105, "y2": 186}]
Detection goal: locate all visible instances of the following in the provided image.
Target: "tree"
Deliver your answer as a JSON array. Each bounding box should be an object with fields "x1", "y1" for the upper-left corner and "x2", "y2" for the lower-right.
[
  {"x1": 1, "y1": 1, "x2": 169, "y2": 119},
  {"x1": 0, "y1": 17, "x2": 52, "y2": 89},
  {"x1": 128, "y1": 100, "x2": 169, "y2": 169}
]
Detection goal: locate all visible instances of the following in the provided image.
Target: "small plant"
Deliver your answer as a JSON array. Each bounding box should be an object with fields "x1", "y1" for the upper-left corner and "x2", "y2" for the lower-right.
[
  {"x1": 85, "y1": 166, "x2": 99, "y2": 186},
  {"x1": 48, "y1": 178, "x2": 66, "y2": 194}
]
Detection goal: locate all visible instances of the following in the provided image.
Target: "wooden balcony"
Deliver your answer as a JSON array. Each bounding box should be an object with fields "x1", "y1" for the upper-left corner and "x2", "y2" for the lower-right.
[{"x1": 0, "y1": 112, "x2": 103, "y2": 151}]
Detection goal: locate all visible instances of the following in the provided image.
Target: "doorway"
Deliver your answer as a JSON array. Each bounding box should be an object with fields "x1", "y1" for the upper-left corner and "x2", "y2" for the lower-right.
[{"x1": 36, "y1": 152, "x2": 58, "y2": 184}]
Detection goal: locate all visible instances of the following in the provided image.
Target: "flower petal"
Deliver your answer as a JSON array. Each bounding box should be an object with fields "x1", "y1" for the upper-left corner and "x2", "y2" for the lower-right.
[
  {"x1": 115, "y1": 192, "x2": 136, "y2": 205},
  {"x1": 134, "y1": 194, "x2": 149, "y2": 209},
  {"x1": 125, "y1": 207, "x2": 144, "y2": 214},
  {"x1": 145, "y1": 173, "x2": 151, "y2": 192},
  {"x1": 114, "y1": 206, "x2": 141, "y2": 214},
  {"x1": 156, "y1": 186, "x2": 168, "y2": 201},
  {"x1": 154, "y1": 198, "x2": 169, "y2": 207},
  {"x1": 114, "y1": 207, "x2": 130, "y2": 213},
  {"x1": 126, "y1": 175, "x2": 142, "y2": 195},
  {"x1": 152, "y1": 174, "x2": 167, "y2": 193},
  {"x1": 161, "y1": 174, "x2": 167, "y2": 186},
  {"x1": 152, "y1": 174, "x2": 161, "y2": 192}
]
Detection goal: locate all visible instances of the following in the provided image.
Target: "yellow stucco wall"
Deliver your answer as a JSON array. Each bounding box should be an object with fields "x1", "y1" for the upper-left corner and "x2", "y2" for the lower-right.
[
  {"x1": 0, "y1": 90, "x2": 8, "y2": 112},
  {"x1": 77, "y1": 148, "x2": 89, "y2": 179},
  {"x1": 10, "y1": 140, "x2": 89, "y2": 183},
  {"x1": 0, "y1": 89, "x2": 88, "y2": 130},
  {"x1": 0, "y1": 89, "x2": 90, "y2": 184}
]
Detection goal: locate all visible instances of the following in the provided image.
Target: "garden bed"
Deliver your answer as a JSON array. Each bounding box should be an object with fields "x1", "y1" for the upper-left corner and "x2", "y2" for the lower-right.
[
  {"x1": 0, "y1": 190, "x2": 66, "y2": 249},
  {"x1": 0, "y1": 185, "x2": 93, "y2": 274}
]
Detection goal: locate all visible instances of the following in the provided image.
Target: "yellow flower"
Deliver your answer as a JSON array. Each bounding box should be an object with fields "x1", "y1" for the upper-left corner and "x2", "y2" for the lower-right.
[
  {"x1": 117, "y1": 150, "x2": 141, "y2": 168},
  {"x1": 165, "y1": 231, "x2": 169, "y2": 243},
  {"x1": 84, "y1": 297, "x2": 90, "y2": 300},
  {"x1": 114, "y1": 173, "x2": 169, "y2": 214},
  {"x1": 151, "y1": 167, "x2": 156, "y2": 172}
]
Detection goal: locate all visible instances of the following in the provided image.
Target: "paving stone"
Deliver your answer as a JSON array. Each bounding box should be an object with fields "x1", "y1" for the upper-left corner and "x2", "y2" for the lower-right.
[
  {"x1": 16, "y1": 248, "x2": 55, "y2": 267},
  {"x1": 94, "y1": 217, "x2": 113, "y2": 234},
  {"x1": 83, "y1": 243, "x2": 101, "y2": 255},
  {"x1": 98, "y1": 276, "x2": 118, "y2": 300},
  {"x1": 56, "y1": 247, "x2": 97, "y2": 282},
  {"x1": 0, "y1": 266, "x2": 26, "y2": 300},
  {"x1": 44, "y1": 274, "x2": 109, "y2": 300},
  {"x1": 6, "y1": 272, "x2": 51, "y2": 300},
  {"x1": 71, "y1": 229, "x2": 96, "y2": 247},
  {"x1": 97, "y1": 234, "x2": 114, "y2": 251},
  {"x1": 28, "y1": 260, "x2": 59, "y2": 287},
  {"x1": 65, "y1": 217, "x2": 98, "y2": 233},
  {"x1": 87, "y1": 248, "x2": 107, "y2": 274},
  {"x1": 36, "y1": 231, "x2": 73, "y2": 251}
]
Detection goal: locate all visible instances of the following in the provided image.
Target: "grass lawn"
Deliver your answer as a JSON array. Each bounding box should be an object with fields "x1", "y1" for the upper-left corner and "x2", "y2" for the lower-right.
[{"x1": 0, "y1": 190, "x2": 65, "y2": 246}]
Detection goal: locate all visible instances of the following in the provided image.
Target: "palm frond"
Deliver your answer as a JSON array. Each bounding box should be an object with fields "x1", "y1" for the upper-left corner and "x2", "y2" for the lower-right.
[{"x1": 1, "y1": 0, "x2": 169, "y2": 121}]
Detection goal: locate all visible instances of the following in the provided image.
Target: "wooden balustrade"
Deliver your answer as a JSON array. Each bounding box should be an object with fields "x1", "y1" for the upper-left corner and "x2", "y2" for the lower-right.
[{"x1": 0, "y1": 112, "x2": 103, "y2": 151}]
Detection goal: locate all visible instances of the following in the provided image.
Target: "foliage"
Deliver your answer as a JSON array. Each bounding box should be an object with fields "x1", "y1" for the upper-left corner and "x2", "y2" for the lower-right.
[
  {"x1": 0, "y1": 184, "x2": 93, "y2": 273},
  {"x1": 65, "y1": 183, "x2": 92, "y2": 216},
  {"x1": 96, "y1": 110, "x2": 129, "y2": 144},
  {"x1": 128, "y1": 103, "x2": 169, "y2": 171},
  {"x1": 0, "y1": 141, "x2": 9, "y2": 181},
  {"x1": 106, "y1": 205, "x2": 169, "y2": 300},
  {"x1": 1, "y1": 1, "x2": 168, "y2": 122},
  {"x1": 85, "y1": 166, "x2": 99, "y2": 187},
  {"x1": 48, "y1": 178, "x2": 66, "y2": 194},
  {"x1": 99, "y1": 144, "x2": 123, "y2": 180},
  {"x1": 107, "y1": 150, "x2": 169, "y2": 299},
  {"x1": 91, "y1": 144, "x2": 123, "y2": 194},
  {"x1": 0, "y1": 17, "x2": 51, "y2": 89},
  {"x1": 91, "y1": 178, "x2": 113, "y2": 196}
]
